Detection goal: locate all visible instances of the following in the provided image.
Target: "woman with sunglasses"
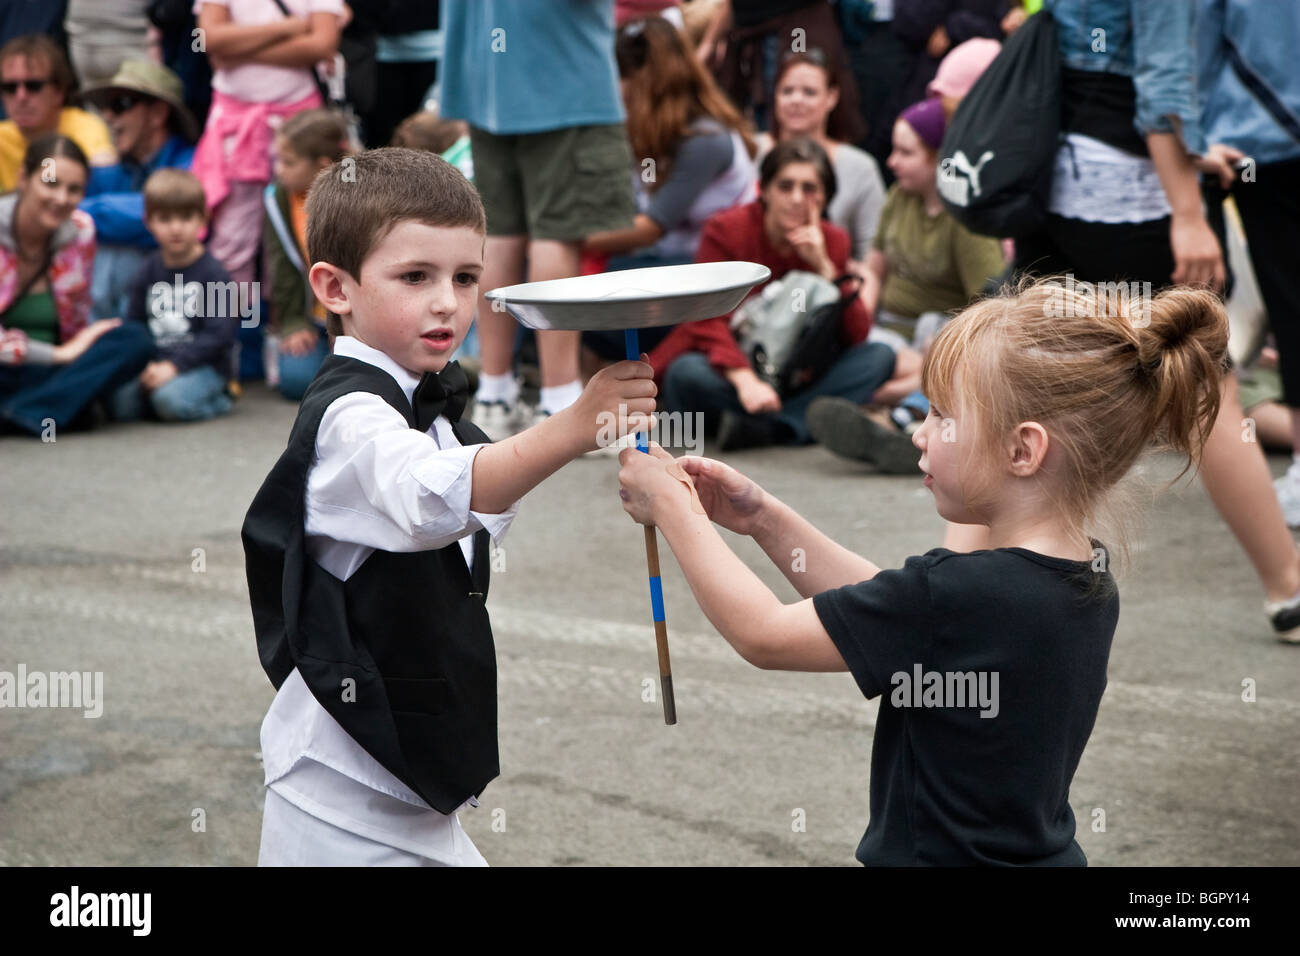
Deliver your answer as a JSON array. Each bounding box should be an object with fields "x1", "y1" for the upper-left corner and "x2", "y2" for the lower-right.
[
  {"x1": 648, "y1": 137, "x2": 896, "y2": 451},
  {"x1": 758, "y1": 50, "x2": 887, "y2": 265},
  {"x1": 0, "y1": 135, "x2": 153, "y2": 436},
  {"x1": 0, "y1": 34, "x2": 116, "y2": 193}
]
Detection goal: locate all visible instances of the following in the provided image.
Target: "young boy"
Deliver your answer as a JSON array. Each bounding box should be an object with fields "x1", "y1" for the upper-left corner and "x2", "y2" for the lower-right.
[
  {"x1": 110, "y1": 168, "x2": 236, "y2": 423},
  {"x1": 242, "y1": 147, "x2": 656, "y2": 866}
]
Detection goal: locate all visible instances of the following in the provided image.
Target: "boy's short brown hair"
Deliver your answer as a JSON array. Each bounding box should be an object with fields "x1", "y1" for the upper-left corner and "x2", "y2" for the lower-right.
[
  {"x1": 143, "y1": 167, "x2": 207, "y2": 220},
  {"x1": 306, "y1": 147, "x2": 486, "y2": 337}
]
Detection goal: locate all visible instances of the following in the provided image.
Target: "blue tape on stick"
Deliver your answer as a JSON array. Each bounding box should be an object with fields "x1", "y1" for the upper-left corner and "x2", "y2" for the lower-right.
[
  {"x1": 625, "y1": 329, "x2": 650, "y2": 454},
  {"x1": 648, "y1": 575, "x2": 666, "y2": 622}
]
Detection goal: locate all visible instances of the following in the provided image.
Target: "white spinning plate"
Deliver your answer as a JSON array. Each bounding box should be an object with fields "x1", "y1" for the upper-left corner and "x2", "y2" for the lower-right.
[{"x1": 484, "y1": 261, "x2": 771, "y2": 331}]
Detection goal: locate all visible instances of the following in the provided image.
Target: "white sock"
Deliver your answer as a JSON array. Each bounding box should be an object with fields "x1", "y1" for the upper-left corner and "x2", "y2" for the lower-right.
[
  {"x1": 476, "y1": 372, "x2": 518, "y2": 406},
  {"x1": 539, "y1": 380, "x2": 583, "y2": 416}
]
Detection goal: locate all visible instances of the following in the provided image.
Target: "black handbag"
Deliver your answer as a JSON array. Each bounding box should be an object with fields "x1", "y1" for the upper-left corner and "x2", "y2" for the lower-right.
[{"x1": 936, "y1": 10, "x2": 1062, "y2": 238}]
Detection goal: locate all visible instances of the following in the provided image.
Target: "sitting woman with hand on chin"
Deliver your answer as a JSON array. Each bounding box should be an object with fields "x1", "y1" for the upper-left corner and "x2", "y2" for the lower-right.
[{"x1": 648, "y1": 137, "x2": 895, "y2": 452}]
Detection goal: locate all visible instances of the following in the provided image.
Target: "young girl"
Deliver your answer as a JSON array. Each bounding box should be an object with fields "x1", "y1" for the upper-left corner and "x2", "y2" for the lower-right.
[
  {"x1": 618, "y1": 277, "x2": 1229, "y2": 865},
  {"x1": 261, "y1": 108, "x2": 348, "y2": 399}
]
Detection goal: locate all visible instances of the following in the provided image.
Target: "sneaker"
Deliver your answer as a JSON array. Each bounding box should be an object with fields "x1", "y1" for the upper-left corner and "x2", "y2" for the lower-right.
[
  {"x1": 1263, "y1": 590, "x2": 1300, "y2": 643},
  {"x1": 806, "y1": 396, "x2": 921, "y2": 475},
  {"x1": 471, "y1": 399, "x2": 529, "y2": 441},
  {"x1": 1273, "y1": 470, "x2": 1300, "y2": 528},
  {"x1": 716, "y1": 410, "x2": 778, "y2": 452}
]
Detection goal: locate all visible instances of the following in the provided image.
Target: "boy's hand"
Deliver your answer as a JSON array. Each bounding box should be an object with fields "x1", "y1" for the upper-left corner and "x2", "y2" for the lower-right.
[
  {"x1": 280, "y1": 327, "x2": 319, "y2": 357},
  {"x1": 676, "y1": 456, "x2": 767, "y2": 536},
  {"x1": 140, "y1": 360, "x2": 178, "y2": 391},
  {"x1": 569, "y1": 356, "x2": 657, "y2": 453},
  {"x1": 618, "y1": 441, "x2": 700, "y2": 526}
]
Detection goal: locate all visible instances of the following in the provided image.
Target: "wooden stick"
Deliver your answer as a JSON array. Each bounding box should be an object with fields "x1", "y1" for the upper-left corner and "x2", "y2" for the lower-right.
[
  {"x1": 643, "y1": 525, "x2": 677, "y2": 725},
  {"x1": 626, "y1": 329, "x2": 676, "y2": 725}
]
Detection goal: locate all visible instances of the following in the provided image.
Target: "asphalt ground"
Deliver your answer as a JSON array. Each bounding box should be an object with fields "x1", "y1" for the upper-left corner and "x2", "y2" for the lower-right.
[{"x1": 1, "y1": 384, "x2": 1297, "y2": 866}]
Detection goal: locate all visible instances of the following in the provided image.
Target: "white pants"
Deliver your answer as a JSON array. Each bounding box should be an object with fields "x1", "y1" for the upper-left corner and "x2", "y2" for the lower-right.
[{"x1": 258, "y1": 786, "x2": 488, "y2": 867}]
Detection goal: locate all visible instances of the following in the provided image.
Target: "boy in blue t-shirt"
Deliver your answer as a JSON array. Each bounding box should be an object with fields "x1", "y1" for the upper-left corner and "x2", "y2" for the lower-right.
[{"x1": 111, "y1": 168, "x2": 235, "y2": 423}]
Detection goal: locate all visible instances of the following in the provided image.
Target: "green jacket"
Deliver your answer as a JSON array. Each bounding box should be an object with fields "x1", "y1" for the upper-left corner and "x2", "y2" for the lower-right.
[{"x1": 262, "y1": 183, "x2": 317, "y2": 338}]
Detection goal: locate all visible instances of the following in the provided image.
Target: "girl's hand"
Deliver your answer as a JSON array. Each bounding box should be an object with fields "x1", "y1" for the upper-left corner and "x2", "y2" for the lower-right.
[
  {"x1": 1170, "y1": 212, "x2": 1226, "y2": 289},
  {"x1": 676, "y1": 456, "x2": 766, "y2": 536},
  {"x1": 52, "y1": 318, "x2": 121, "y2": 364},
  {"x1": 618, "y1": 441, "x2": 695, "y2": 526}
]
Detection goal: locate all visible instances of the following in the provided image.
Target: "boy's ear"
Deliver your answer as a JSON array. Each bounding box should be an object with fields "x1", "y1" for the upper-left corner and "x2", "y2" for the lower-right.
[
  {"x1": 1007, "y1": 421, "x2": 1050, "y2": 477},
  {"x1": 309, "y1": 262, "x2": 351, "y2": 317}
]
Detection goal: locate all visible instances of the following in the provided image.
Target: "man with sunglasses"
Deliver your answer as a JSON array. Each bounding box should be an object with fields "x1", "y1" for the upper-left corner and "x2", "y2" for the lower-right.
[
  {"x1": 80, "y1": 62, "x2": 199, "y2": 321},
  {"x1": 0, "y1": 34, "x2": 115, "y2": 193}
]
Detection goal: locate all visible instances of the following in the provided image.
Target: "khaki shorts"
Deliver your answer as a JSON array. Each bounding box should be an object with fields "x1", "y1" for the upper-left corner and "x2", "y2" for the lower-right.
[{"x1": 469, "y1": 123, "x2": 636, "y2": 240}]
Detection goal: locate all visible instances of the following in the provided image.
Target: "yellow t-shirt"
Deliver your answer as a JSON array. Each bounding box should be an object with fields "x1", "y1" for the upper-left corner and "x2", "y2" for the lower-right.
[{"x1": 0, "y1": 107, "x2": 116, "y2": 192}]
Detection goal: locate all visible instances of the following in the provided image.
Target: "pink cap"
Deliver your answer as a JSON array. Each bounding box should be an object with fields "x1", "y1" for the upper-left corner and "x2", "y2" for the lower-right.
[{"x1": 928, "y1": 38, "x2": 1002, "y2": 99}]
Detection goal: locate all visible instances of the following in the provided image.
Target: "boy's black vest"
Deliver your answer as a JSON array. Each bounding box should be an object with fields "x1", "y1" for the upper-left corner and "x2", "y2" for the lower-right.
[{"x1": 242, "y1": 355, "x2": 497, "y2": 814}]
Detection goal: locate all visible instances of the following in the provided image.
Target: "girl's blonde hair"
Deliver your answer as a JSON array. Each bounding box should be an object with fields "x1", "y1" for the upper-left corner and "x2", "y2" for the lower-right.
[
  {"x1": 277, "y1": 108, "x2": 350, "y2": 164},
  {"x1": 922, "y1": 276, "x2": 1230, "y2": 576}
]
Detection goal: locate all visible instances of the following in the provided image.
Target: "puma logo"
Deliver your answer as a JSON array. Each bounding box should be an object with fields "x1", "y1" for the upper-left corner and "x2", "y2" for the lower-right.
[{"x1": 938, "y1": 149, "x2": 996, "y2": 206}]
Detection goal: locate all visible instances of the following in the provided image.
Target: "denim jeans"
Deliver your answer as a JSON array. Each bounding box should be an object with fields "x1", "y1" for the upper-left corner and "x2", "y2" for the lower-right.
[
  {"x1": 0, "y1": 322, "x2": 153, "y2": 435},
  {"x1": 277, "y1": 328, "x2": 330, "y2": 401},
  {"x1": 90, "y1": 243, "x2": 148, "y2": 320},
  {"x1": 111, "y1": 364, "x2": 233, "y2": 422},
  {"x1": 662, "y1": 341, "x2": 897, "y2": 444}
]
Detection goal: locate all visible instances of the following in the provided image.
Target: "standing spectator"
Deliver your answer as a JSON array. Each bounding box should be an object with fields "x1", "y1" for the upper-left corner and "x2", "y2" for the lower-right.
[
  {"x1": 1196, "y1": 0, "x2": 1300, "y2": 535},
  {"x1": 0, "y1": 135, "x2": 152, "y2": 436},
  {"x1": 650, "y1": 138, "x2": 896, "y2": 451},
  {"x1": 891, "y1": 1, "x2": 1009, "y2": 112},
  {"x1": 0, "y1": 34, "x2": 115, "y2": 191},
  {"x1": 758, "y1": 49, "x2": 887, "y2": 261},
  {"x1": 703, "y1": 0, "x2": 864, "y2": 141},
  {"x1": 80, "y1": 61, "x2": 198, "y2": 320},
  {"x1": 440, "y1": 0, "x2": 637, "y2": 440},
  {"x1": 363, "y1": 0, "x2": 438, "y2": 149},
  {"x1": 146, "y1": 0, "x2": 214, "y2": 130},
  {"x1": 189, "y1": 0, "x2": 344, "y2": 287},
  {"x1": 64, "y1": 0, "x2": 152, "y2": 88},
  {"x1": 1005, "y1": 0, "x2": 1300, "y2": 640},
  {"x1": 838, "y1": 0, "x2": 913, "y2": 181}
]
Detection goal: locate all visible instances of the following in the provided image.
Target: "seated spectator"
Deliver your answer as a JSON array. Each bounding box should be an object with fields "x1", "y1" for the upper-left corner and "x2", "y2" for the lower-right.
[
  {"x1": 262, "y1": 108, "x2": 349, "y2": 401},
  {"x1": 0, "y1": 34, "x2": 115, "y2": 192},
  {"x1": 80, "y1": 61, "x2": 199, "y2": 321},
  {"x1": 757, "y1": 49, "x2": 887, "y2": 262},
  {"x1": 0, "y1": 135, "x2": 152, "y2": 436},
  {"x1": 806, "y1": 97, "x2": 1006, "y2": 471},
  {"x1": 583, "y1": 15, "x2": 758, "y2": 362},
  {"x1": 110, "y1": 168, "x2": 236, "y2": 424},
  {"x1": 191, "y1": 0, "x2": 344, "y2": 287},
  {"x1": 649, "y1": 137, "x2": 896, "y2": 451},
  {"x1": 390, "y1": 109, "x2": 472, "y2": 180}
]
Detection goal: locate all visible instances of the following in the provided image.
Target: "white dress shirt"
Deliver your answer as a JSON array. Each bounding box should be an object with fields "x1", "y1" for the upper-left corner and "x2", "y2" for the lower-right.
[{"x1": 259, "y1": 336, "x2": 517, "y2": 864}]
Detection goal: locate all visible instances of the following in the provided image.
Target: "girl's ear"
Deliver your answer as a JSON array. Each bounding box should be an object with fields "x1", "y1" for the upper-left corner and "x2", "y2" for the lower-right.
[
  {"x1": 1007, "y1": 422, "x2": 1050, "y2": 477},
  {"x1": 826, "y1": 86, "x2": 840, "y2": 115},
  {"x1": 309, "y1": 262, "x2": 351, "y2": 318}
]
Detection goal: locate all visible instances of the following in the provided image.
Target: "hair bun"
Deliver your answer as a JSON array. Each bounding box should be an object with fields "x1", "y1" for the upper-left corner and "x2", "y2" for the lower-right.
[{"x1": 1135, "y1": 287, "x2": 1229, "y2": 459}]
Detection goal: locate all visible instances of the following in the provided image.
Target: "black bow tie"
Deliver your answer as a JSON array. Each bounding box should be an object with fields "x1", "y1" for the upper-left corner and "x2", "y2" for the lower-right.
[{"x1": 413, "y1": 361, "x2": 469, "y2": 431}]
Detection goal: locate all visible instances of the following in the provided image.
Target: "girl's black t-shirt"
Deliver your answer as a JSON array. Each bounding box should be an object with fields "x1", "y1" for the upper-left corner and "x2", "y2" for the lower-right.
[{"x1": 812, "y1": 545, "x2": 1118, "y2": 866}]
